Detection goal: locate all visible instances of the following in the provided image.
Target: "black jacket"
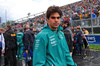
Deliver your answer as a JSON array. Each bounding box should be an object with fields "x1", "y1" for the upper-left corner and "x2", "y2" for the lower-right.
[
  {"x1": 76, "y1": 31, "x2": 83, "y2": 44},
  {"x1": 4, "y1": 29, "x2": 17, "y2": 50},
  {"x1": 63, "y1": 28, "x2": 73, "y2": 52},
  {"x1": 23, "y1": 30, "x2": 35, "y2": 51}
]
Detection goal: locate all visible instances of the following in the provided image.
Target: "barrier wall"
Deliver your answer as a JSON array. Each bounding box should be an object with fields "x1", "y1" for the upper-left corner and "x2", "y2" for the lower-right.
[{"x1": 86, "y1": 35, "x2": 100, "y2": 45}]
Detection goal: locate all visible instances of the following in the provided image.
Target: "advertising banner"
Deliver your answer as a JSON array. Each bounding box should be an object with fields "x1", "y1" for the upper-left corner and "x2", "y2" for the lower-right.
[{"x1": 86, "y1": 35, "x2": 100, "y2": 45}]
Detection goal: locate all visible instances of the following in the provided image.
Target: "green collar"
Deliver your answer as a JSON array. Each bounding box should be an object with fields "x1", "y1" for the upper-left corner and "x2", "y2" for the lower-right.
[{"x1": 43, "y1": 25, "x2": 63, "y2": 32}]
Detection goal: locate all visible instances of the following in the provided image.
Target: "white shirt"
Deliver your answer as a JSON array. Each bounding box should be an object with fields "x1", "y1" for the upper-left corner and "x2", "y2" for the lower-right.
[{"x1": 0, "y1": 33, "x2": 5, "y2": 51}]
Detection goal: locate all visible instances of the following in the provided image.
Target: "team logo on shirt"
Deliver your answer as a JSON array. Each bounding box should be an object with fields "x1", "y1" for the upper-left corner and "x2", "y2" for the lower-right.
[
  {"x1": 35, "y1": 39, "x2": 40, "y2": 49},
  {"x1": 60, "y1": 34, "x2": 63, "y2": 39},
  {"x1": 11, "y1": 34, "x2": 16, "y2": 36},
  {"x1": 50, "y1": 35, "x2": 57, "y2": 47}
]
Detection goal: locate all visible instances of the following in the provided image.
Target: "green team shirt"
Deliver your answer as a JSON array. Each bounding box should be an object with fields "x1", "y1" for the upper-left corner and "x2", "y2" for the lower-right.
[
  {"x1": 33, "y1": 25, "x2": 77, "y2": 66},
  {"x1": 16, "y1": 32, "x2": 23, "y2": 46}
]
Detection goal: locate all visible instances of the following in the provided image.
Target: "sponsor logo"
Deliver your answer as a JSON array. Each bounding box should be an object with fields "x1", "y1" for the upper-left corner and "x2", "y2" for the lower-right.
[
  {"x1": 60, "y1": 34, "x2": 63, "y2": 39},
  {"x1": 87, "y1": 37, "x2": 96, "y2": 43},
  {"x1": 11, "y1": 34, "x2": 16, "y2": 36},
  {"x1": 49, "y1": 35, "x2": 57, "y2": 46}
]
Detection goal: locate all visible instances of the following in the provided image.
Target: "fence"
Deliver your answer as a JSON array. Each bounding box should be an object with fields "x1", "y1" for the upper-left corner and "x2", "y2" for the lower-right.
[
  {"x1": 71, "y1": 17, "x2": 100, "y2": 27},
  {"x1": 71, "y1": 17, "x2": 100, "y2": 34}
]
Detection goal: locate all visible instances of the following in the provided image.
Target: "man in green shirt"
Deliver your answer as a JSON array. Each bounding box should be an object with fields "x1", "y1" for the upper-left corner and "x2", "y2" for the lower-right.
[
  {"x1": 16, "y1": 29, "x2": 24, "y2": 60},
  {"x1": 33, "y1": 5, "x2": 77, "y2": 66}
]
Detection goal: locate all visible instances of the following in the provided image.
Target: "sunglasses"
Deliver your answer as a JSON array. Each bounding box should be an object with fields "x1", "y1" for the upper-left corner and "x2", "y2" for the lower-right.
[{"x1": 51, "y1": 17, "x2": 61, "y2": 19}]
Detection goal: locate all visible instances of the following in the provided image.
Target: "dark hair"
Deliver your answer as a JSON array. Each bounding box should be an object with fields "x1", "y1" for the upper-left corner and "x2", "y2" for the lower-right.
[
  {"x1": 14, "y1": 29, "x2": 17, "y2": 32},
  {"x1": 46, "y1": 5, "x2": 62, "y2": 19},
  {"x1": 63, "y1": 20, "x2": 69, "y2": 23},
  {"x1": 20, "y1": 29, "x2": 23, "y2": 32},
  {"x1": 83, "y1": 27, "x2": 86, "y2": 29},
  {"x1": 30, "y1": 27, "x2": 33, "y2": 31},
  {"x1": 63, "y1": 20, "x2": 70, "y2": 26},
  {"x1": 77, "y1": 28, "x2": 80, "y2": 30},
  {"x1": 7, "y1": 25, "x2": 11, "y2": 29},
  {"x1": 24, "y1": 28, "x2": 26, "y2": 31}
]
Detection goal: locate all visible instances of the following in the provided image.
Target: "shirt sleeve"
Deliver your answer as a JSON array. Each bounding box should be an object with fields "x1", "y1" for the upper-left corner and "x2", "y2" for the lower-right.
[
  {"x1": 2, "y1": 33, "x2": 5, "y2": 51},
  {"x1": 23, "y1": 33, "x2": 29, "y2": 50},
  {"x1": 33, "y1": 36, "x2": 46, "y2": 66}
]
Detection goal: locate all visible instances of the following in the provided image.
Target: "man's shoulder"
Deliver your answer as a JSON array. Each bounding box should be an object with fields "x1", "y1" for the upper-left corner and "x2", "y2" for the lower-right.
[
  {"x1": 37, "y1": 30, "x2": 48, "y2": 36},
  {"x1": 5, "y1": 30, "x2": 12, "y2": 35},
  {"x1": 24, "y1": 30, "x2": 30, "y2": 34},
  {"x1": 18, "y1": 32, "x2": 23, "y2": 34},
  {"x1": 36, "y1": 29, "x2": 50, "y2": 40},
  {"x1": 78, "y1": 31, "x2": 82, "y2": 34},
  {"x1": 63, "y1": 29, "x2": 70, "y2": 33},
  {"x1": 59, "y1": 31, "x2": 64, "y2": 35}
]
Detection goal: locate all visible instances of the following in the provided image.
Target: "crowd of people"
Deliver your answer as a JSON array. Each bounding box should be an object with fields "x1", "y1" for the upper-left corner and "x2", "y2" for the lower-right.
[
  {"x1": 0, "y1": 5, "x2": 91, "y2": 66},
  {"x1": 11, "y1": 0, "x2": 100, "y2": 30},
  {"x1": 62, "y1": 20, "x2": 89, "y2": 56},
  {"x1": 61, "y1": 0, "x2": 100, "y2": 20}
]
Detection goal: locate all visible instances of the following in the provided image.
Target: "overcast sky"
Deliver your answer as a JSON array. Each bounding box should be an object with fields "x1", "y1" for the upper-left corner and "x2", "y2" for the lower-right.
[{"x1": 0, "y1": 0, "x2": 81, "y2": 22}]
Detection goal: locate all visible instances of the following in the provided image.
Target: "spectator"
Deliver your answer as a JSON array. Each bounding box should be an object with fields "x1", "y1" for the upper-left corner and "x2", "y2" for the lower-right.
[
  {"x1": 92, "y1": 12, "x2": 97, "y2": 18},
  {"x1": 23, "y1": 25, "x2": 35, "y2": 66},
  {"x1": 92, "y1": 12, "x2": 97, "y2": 25},
  {"x1": 83, "y1": 28, "x2": 89, "y2": 49},
  {"x1": 14, "y1": 28, "x2": 17, "y2": 34},
  {"x1": 16, "y1": 29, "x2": 24, "y2": 60},
  {"x1": 62, "y1": 20, "x2": 74, "y2": 56},
  {"x1": 75, "y1": 26, "x2": 83, "y2": 55},
  {"x1": 0, "y1": 28, "x2": 5, "y2": 66},
  {"x1": 4, "y1": 25, "x2": 17, "y2": 66}
]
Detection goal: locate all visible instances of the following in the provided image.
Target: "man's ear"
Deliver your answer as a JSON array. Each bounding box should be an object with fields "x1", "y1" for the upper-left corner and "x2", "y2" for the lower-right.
[
  {"x1": 46, "y1": 17, "x2": 49, "y2": 23},
  {"x1": 46, "y1": 17, "x2": 49, "y2": 21}
]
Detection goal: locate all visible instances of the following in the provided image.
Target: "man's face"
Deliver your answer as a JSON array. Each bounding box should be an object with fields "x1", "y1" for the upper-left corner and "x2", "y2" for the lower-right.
[
  {"x1": 83, "y1": 28, "x2": 85, "y2": 31},
  {"x1": 71, "y1": 27, "x2": 74, "y2": 30},
  {"x1": 0, "y1": 30, "x2": 3, "y2": 33},
  {"x1": 0, "y1": 30, "x2": 1, "y2": 33},
  {"x1": 47, "y1": 12, "x2": 61, "y2": 30},
  {"x1": 76, "y1": 28, "x2": 79, "y2": 31},
  {"x1": 64, "y1": 23, "x2": 68, "y2": 27}
]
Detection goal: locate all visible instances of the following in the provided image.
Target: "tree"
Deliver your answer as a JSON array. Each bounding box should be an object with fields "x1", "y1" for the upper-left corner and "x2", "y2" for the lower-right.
[
  {"x1": 0, "y1": 20, "x2": 15, "y2": 28},
  {"x1": 1, "y1": 23, "x2": 6, "y2": 28}
]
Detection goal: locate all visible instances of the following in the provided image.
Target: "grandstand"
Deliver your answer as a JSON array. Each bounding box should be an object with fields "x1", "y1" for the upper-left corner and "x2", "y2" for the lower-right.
[{"x1": 1, "y1": 0, "x2": 100, "y2": 33}]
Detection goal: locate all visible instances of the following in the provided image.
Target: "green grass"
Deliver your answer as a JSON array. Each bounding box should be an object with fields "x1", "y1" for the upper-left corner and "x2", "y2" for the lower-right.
[
  {"x1": 83, "y1": 33, "x2": 100, "y2": 50},
  {"x1": 89, "y1": 44, "x2": 100, "y2": 50},
  {"x1": 90, "y1": 33, "x2": 100, "y2": 35}
]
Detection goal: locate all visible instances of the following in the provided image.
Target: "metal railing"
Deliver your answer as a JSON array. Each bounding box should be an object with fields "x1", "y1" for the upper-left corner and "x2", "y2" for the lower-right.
[
  {"x1": 71, "y1": 17, "x2": 100, "y2": 34},
  {"x1": 71, "y1": 17, "x2": 100, "y2": 28}
]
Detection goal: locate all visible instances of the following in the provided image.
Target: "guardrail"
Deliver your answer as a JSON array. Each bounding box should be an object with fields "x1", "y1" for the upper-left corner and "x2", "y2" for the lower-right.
[{"x1": 71, "y1": 17, "x2": 100, "y2": 28}]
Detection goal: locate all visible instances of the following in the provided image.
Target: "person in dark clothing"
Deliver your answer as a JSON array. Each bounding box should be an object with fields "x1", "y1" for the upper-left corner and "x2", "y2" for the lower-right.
[
  {"x1": 62, "y1": 20, "x2": 74, "y2": 56},
  {"x1": 23, "y1": 25, "x2": 35, "y2": 66},
  {"x1": 14, "y1": 28, "x2": 17, "y2": 34},
  {"x1": 76, "y1": 26, "x2": 83, "y2": 55},
  {"x1": 83, "y1": 28, "x2": 89, "y2": 49},
  {"x1": 4, "y1": 25, "x2": 17, "y2": 66},
  {"x1": 24, "y1": 27, "x2": 27, "y2": 32},
  {"x1": 30, "y1": 27, "x2": 33, "y2": 31}
]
